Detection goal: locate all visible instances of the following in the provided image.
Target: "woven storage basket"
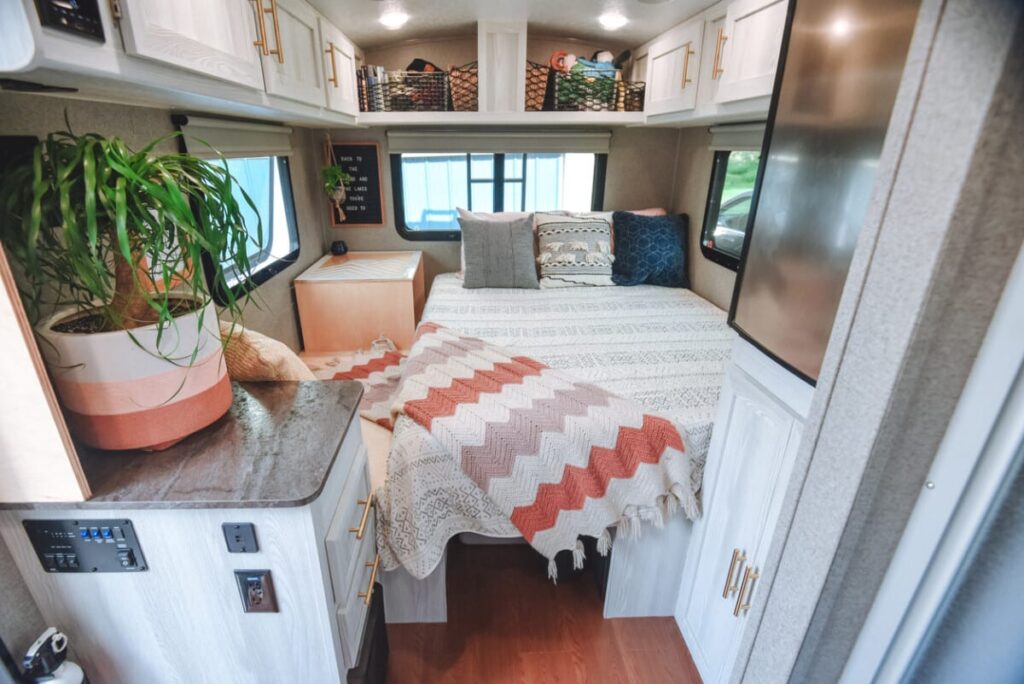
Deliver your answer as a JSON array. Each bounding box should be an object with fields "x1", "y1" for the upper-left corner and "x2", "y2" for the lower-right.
[
  {"x1": 525, "y1": 61, "x2": 551, "y2": 111},
  {"x1": 362, "y1": 70, "x2": 450, "y2": 112},
  {"x1": 448, "y1": 61, "x2": 479, "y2": 111}
]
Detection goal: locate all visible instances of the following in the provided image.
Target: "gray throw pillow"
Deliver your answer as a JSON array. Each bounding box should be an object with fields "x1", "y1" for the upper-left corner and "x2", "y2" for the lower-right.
[{"x1": 459, "y1": 215, "x2": 539, "y2": 289}]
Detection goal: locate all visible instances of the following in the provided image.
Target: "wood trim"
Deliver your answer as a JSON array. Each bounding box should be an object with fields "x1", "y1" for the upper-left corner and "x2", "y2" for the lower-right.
[{"x1": 0, "y1": 246, "x2": 90, "y2": 502}]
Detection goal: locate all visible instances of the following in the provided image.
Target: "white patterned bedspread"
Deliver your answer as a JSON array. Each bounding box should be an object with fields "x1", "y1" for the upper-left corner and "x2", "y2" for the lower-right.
[{"x1": 422, "y1": 274, "x2": 734, "y2": 457}]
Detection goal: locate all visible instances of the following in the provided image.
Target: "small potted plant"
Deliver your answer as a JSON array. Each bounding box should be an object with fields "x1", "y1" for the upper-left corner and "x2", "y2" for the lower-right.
[
  {"x1": 0, "y1": 127, "x2": 261, "y2": 451},
  {"x1": 322, "y1": 164, "x2": 353, "y2": 221}
]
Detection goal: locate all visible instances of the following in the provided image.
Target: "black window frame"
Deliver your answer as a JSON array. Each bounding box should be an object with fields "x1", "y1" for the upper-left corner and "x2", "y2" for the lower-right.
[
  {"x1": 173, "y1": 115, "x2": 301, "y2": 307},
  {"x1": 391, "y1": 152, "x2": 608, "y2": 241},
  {"x1": 700, "y1": 149, "x2": 761, "y2": 272}
]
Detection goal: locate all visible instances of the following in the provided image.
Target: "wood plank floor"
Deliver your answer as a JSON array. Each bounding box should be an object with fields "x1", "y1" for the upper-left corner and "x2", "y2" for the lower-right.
[{"x1": 386, "y1": 542, "x2": 703, "y2": 684}]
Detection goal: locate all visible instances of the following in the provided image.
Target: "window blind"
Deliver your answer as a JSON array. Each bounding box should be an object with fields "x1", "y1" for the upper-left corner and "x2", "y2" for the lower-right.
[
  {"x1": 177, "y1": 115, "x2": 293, "y2": 159},
  {"x1": 386, "y1": 129, "x2": 612, "y2": 154},
  {"x1": 708, "y1": 123, "x2": 767, "y2": 151}
]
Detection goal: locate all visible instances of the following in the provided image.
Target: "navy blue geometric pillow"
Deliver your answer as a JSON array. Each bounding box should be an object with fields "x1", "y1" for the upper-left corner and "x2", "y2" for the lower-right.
[{"x1": 611, "y1": 212, "x2": 690, "y2": 288}]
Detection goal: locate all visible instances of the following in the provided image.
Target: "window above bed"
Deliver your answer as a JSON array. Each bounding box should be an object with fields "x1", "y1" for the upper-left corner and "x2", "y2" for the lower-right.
[
  {"x1": 391, "y1": 152, "x2": 606, "y2": 241},
  {"x1": 386, "y1": 130, "x2": 610, "y2": 241}
]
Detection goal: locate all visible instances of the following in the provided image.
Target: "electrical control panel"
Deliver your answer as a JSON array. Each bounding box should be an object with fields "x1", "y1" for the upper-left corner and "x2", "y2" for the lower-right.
[
  {"x1": 34, "y1": 0, "x2": 106, "y2": 42},
  {"x1": 23, "y1": 519, "x2": 148, "y2": 573}
]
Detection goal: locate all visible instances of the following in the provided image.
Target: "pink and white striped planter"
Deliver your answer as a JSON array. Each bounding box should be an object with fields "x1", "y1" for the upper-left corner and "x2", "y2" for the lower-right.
[{"x1": 37, "y1": 300, "x2": 232, "y2": 451}]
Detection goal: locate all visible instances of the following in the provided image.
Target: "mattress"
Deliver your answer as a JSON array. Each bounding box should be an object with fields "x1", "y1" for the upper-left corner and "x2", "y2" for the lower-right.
[{"x1": 420, "y1": 274, "x2": 735, "y2": 458}]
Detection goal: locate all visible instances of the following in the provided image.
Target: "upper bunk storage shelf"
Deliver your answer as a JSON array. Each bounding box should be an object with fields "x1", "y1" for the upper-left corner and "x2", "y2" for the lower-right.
[{"x1": 355, "y1": 111, "x2": 645, "y2": 126}]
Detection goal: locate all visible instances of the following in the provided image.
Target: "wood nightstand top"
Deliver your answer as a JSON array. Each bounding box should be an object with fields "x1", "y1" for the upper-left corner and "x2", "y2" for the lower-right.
[{"x1": 295, "y1": 251, "x2": 423, "y2": 283}]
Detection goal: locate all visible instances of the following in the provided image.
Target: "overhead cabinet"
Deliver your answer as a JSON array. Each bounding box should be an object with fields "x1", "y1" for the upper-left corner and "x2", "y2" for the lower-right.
[
  {"x1": 696, "y1": 7, "x2": 729, "y2": 107},
  {"x1": 646, "y1": 19, "x2": 704, "y2": 115},
  {"x1": 118, "y1": 0, "x2": 265, "y2": 90},
  {"x1": 715, "y1": 0, "x2": 788, "y2": 103},
  {"x1": 255, "y1": 0, "x2": 327, "y2": 105},
  {"x1": 319, "y1": 18, "x2": 359, "y2": 115}
]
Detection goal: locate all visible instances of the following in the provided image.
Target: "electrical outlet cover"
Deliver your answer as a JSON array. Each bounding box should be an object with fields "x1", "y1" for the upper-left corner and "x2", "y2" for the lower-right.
[
  {"x1": 222, "y1": 523, "x2": 259, "y2": 553},
  {"x1": 234, "y1": 570, "x2": 278, "y2": 613}
]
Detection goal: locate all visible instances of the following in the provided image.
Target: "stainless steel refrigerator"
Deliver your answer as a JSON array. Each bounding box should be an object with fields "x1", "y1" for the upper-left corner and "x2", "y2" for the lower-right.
[{"x1": 729, "y1": 0, "x2": 921, "y2": 383}]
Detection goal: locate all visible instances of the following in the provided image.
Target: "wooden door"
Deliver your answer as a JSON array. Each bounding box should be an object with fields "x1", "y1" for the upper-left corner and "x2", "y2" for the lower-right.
[
  {"x1": 715, "y1": 0, "x2": 788, "y2": 103},
  {"x1": 319, "y1": 18, "x2": 359, "y2": 115},
  {"x1": 646, "y1": 19, "x2": 705, "y2": 115},
  {"x1": 257, "y1": 0, "x2": 326, "y2": 105},
  {"x1": 676, "y1": 364, "x2": 802, "y2": 684},
  {"x1": 119, "y1": 0, "x2": 264, "y2": 89}
]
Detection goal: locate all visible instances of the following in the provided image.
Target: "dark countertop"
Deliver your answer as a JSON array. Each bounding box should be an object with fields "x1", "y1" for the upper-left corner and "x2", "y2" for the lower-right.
[{"x1": 2, "y1": 381, "x2": 363, "y2": 510}]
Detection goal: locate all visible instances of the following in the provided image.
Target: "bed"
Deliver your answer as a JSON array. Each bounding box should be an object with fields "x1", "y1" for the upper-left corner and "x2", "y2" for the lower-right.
[{"x1": 307, "y1": 273, "x2": 735, "y2": 580}]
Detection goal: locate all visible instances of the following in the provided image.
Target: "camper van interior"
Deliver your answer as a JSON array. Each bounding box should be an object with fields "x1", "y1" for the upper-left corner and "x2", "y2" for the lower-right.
[{"x1": 0, "y1": 0, "x2": 1021, "y2": 682}]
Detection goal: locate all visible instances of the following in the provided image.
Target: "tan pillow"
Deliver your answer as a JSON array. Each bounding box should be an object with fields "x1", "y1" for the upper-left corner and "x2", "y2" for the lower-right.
[{"x1": 219, "y1": 321, "x2": 316, "y2": 381}]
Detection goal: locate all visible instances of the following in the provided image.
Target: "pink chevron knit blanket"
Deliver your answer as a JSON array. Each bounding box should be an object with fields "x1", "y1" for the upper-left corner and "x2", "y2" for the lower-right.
[{"x1": 366, "y1": 322, "x2": 701, "y2": 578}]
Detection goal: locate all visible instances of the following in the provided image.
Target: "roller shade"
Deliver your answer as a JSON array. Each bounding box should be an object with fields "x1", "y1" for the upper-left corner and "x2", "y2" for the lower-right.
[
  {"x1": 709, "y1": 123, "x2": 766, "y2": 151},
  {"x1": 386, "y1": 129, "x2": 612, "y2": 154},
  {"x1": 177, "y1": 115, "x2": 293, "y2": 159}
]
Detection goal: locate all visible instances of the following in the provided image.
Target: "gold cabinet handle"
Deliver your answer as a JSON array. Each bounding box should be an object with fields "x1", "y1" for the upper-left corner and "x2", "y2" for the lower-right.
[
  {"x1": 358, "y1": 553, "x2": 380, "y2": 605},
  {"x1": 253, "y1": 0, "x2": 283, "y2": 63},
  {"x1": 681, "y1": 43, "x2": 695, "y2": 88},
  {"x1": 325, "y1": 41, "x2": 339, "y2": 87},
  {"x1": 722, "y1": 548, "x2": 746, "y2": 598},
  {"x1": 733, "y1": 566, "x2": 760, "y2": 617},
  {"x1": 252, "y1": 0, "x2": 270, "y2": 55},
  {"x1": 712, "y1": 29, "x2": 728, "y2": 79},
  {"x1": 348, "y1": 492, "x2": 374, "y2": 540}
]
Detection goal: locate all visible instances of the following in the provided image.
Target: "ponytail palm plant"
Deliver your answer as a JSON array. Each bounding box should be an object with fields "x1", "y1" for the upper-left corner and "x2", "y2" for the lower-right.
[{"x1": 0, "y1": 126, "x2": 261, "y2": 337}]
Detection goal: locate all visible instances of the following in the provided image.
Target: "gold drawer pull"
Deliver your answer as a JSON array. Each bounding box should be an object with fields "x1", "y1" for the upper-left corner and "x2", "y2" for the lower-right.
[
  {"x1": 722, "y1": 548, "x2": 746, "y2": 598},
  {"x1": 733, "y1": 566, "x2": 760, "y2": 617},
  {"x1": 358, "y1": 553, "x2": 380, "y2": 605},
  {"x1": 349, "y1": 493, "x2": 374, "y2": 540}
]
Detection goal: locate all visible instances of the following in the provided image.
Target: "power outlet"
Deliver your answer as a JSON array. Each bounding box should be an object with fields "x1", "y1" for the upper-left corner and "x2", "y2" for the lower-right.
[
  {"x1": 234, "y1": 570, "x2": 278, "y2": 613},
  {"x1": 222, "y1": 523, "x2": 258, "y2": 553}
]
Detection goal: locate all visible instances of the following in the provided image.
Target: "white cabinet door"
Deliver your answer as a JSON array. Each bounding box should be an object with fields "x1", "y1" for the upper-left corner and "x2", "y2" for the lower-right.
[
  {"x1": 676, "y1": 364, "x2": 803, "y2": 684},
  {"x1": 715, "y1": 0, "x2": 788, "y2": 103},
  {"x1": 645, "y1": 18, "x2": 704, "y2": 115},
  {"x1": 118, "y1": 0, "x2": 264, "y2": 89},
  {"x1": 696, "y1": 8, "x2": 729, "y2": 108},
  {"x1": 256, "y1": 0, "x2": 326, "y2": 105},
  {"x1": 319, "y1": 19, "x2": 359, "y2": 115}
]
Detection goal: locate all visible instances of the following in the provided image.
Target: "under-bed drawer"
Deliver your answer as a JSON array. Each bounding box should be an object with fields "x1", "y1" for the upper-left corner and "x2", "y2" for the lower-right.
[{"x1": 325, "y1": 450, "x2": 376, "y2": 604}]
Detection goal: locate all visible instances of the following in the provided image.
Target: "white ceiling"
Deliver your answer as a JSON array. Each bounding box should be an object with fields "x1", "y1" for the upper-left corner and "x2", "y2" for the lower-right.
[{"x1": 308, "y1": 0, "x2": 713, "y2": 49}]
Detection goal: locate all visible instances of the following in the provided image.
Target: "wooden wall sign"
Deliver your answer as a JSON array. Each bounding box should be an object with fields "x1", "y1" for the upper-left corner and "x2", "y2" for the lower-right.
[{"x1": 327, "y1": 141, "x2": 385, "y2": 227}]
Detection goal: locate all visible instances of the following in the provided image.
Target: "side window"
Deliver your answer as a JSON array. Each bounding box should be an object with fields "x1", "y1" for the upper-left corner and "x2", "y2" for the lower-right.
[
  {"x1": 700, "y1": 150, "x2": 762, "y2": 270},
  {"x1": 205, "y1": 155, "x2": 300, "y2": 301},
  {"x1": 391, "y1": 152, "x2": 607, "y2": 241}
]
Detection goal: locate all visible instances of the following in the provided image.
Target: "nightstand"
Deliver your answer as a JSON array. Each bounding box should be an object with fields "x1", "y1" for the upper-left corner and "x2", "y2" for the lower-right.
[{"x1": 294, "y1": 251, "x2": 425, "y2": 353}]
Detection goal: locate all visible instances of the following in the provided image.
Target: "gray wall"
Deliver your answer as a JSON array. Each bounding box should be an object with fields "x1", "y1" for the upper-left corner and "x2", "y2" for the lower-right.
[
  {"x1": 672, "y1": 127, "x2": 737, "y2": 310},
  {"x1": 0, "y1": 93, "x2": 325, "y2": 351}
]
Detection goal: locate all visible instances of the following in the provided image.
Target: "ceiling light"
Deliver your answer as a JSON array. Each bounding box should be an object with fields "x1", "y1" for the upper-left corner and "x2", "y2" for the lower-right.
[
  {"x1": 598, "y1": 12, "x2": 628, "y2": 31},
  {"x1": 830, "y1": 17, "x2": 851, "y2": 37},
  {"x1": 379, "y1": 10, "x2": 409, "y2": 30}
]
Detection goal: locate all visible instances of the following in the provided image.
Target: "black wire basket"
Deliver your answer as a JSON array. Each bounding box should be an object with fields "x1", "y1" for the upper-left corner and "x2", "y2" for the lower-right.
[
  {"x1": 553, "y1": 70, "x2": 646, "y2": 112},
  {"x1": 359, "y1": 70, "x2": 451, "y2": 112}
]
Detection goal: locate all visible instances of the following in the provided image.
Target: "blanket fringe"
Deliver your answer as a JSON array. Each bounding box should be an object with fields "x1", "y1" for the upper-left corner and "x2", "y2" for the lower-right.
[
  {"x1": 573, "y1": 538, "x2": 586, "y2": 570},
  {"x1": 548, "y1": 557, "x2": 559, "y2": 583},
  {"x1": 597, "y1": 528, "x2": 612, "y2": 556},
  {"x1": 614, "y1": 482, "x2": 700, "y2": 543}
]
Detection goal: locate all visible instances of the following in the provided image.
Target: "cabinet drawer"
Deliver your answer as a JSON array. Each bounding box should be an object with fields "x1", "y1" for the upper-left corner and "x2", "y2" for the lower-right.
[
  {"x1": 336, "y1": 532, "x2": 379, "y2": 669},
  {"x1": 325, "y1": 454, "x2": 375, "y2": 603}
]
